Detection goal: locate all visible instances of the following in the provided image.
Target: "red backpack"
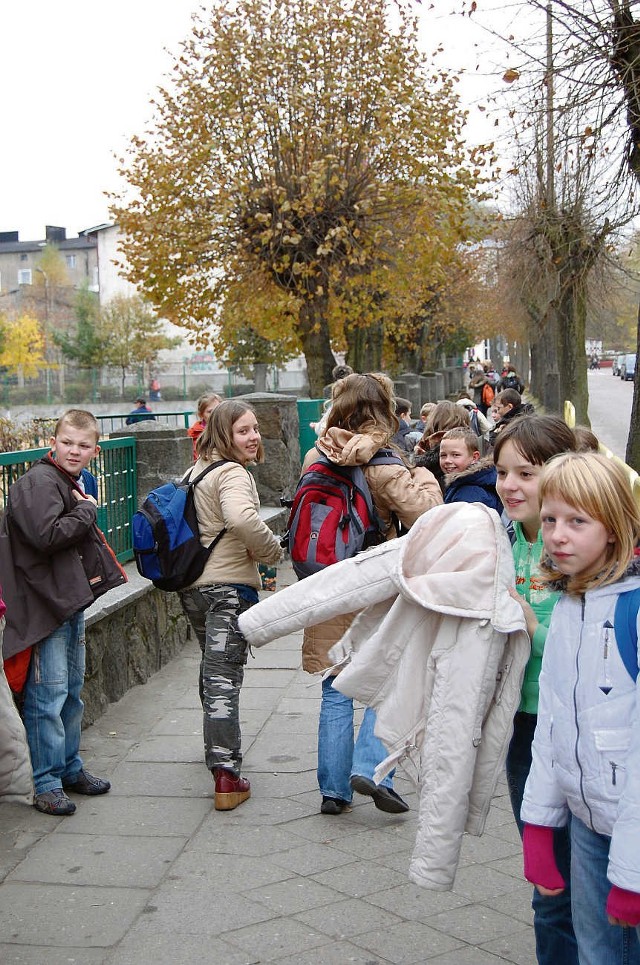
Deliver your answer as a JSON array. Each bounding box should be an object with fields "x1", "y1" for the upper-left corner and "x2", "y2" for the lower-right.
[{"x1": 287, "y1": 448, "x2": 404, "y2": 579}]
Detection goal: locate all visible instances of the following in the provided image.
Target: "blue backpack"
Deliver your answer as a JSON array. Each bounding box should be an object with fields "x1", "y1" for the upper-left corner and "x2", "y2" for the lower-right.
[
  {"x1": 613, "y1": 587, "x2": 640, "y2": 681},
  {"x1": 133, "y1": 461, "x2": 227, "y2": 591}
]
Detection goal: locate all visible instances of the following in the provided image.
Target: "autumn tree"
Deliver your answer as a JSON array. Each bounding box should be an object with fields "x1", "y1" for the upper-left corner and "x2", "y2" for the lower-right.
[
  {"x1": 0, "y1": 315, "x2": 45, "y2": 385},
  {"x1": 112, "y1": 0, "x2": 481, "y2": 395},
  {"x1": 100, "y1": 295, "x2": 180, "y2": 397}
]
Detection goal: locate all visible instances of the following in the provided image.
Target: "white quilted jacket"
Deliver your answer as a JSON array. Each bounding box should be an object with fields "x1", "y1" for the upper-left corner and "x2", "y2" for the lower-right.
[{"x1": 239, "y1": 502, "x2": 529, "y2": 890}]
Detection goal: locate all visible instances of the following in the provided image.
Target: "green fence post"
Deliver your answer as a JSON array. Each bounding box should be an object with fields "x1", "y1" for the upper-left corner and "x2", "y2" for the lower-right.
[{"x1": 296, "y1": 399, "x2": 324, "y2": 459}]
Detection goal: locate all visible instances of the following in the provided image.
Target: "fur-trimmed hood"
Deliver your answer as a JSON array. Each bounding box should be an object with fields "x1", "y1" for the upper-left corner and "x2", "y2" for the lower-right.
[{"x1": 443, "y1": 455, "x2": 495, "y2": 489}]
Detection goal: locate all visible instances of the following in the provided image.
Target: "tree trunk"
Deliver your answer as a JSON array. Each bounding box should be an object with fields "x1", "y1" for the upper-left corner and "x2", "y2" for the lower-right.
[
  {"x1": 626, "y1": 299, "x2": 640, "y2": 471},
  {"x1": 346, "y1": 322, "x2": 384, "y2": 373},
  {"x1": 254, "y1": 363, "x2": 268, "y2": 392},
  {"x1": 557, "y1": 272, "x2": 590, "y2": 425},
  {"x1": 298, "y1": 297, "x2": 336, "y2": 396}
]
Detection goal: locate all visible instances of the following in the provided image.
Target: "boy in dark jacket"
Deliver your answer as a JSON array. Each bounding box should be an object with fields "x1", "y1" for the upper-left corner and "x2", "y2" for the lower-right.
[
  {"x1": 440, "y1": 427, "x2": 502, "y2": 513},
  {"x1": 0, "y1": 409, "x2": 126, "y2": 815}
]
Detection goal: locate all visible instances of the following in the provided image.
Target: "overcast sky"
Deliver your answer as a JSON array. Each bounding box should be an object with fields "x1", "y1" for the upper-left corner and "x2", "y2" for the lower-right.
[{"x1": 0, "y1": 0, "x2": 517, "y2": 242}]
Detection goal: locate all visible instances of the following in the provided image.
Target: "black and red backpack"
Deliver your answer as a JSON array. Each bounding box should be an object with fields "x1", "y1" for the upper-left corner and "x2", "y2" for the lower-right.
[{"x1": 286, "y1": 448, "x2": 403, "y2": 579}]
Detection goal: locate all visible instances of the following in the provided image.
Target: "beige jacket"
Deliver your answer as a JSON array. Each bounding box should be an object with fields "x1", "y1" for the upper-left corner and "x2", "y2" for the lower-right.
[
  {"x1": 300, "y1": 428, "x2": 442, "y2": 673},
  {"x1": 0, "y1": 621, "x2": 33, "y2": 805},
  {"x1": 188, "y1": 453, "x2": 283, "y2": 590}
]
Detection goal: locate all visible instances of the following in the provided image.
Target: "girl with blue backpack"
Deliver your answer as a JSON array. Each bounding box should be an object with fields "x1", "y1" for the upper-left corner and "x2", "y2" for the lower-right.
[{"x1": 521, "y1": 452, "x2": 640, "y2": 964}]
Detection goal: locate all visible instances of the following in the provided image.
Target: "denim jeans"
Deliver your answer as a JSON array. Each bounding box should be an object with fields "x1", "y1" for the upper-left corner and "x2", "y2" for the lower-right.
[
  {"x1": 22, "y1": 613, "x2": 86, "y2": 795},
  {"x1": 571, "y1": 816, "x2": 640, "y2": 965},
  {"x1": 506, "y1": 712, "x2": 579, "y2": 965},
  {"x1": 317, "y1": 676, "x2": 394, "y2": 802}
]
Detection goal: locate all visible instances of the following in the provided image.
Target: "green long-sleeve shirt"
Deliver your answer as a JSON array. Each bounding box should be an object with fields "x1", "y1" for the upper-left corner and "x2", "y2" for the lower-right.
[{"x1": 512, "y1": 522, "x2": 560, "y2": 713}]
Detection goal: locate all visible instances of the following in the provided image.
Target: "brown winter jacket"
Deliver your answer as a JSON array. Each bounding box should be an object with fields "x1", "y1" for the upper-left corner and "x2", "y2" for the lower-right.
[
  {"x1": 0, "y1": 456, "x2": 127, "y2": 660},
  {"x1": 300, "y1": 428, "x2": 442, "y2": 674}
]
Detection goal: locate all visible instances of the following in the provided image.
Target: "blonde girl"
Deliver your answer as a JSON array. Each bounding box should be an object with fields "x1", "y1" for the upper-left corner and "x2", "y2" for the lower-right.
[{"x1": 522, "y1": 453, "x2": 640, "y2": 964}]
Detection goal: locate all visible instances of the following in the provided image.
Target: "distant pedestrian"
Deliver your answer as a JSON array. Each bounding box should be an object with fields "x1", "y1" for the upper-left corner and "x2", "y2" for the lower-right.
[
  {"x1": 125, "y1": 397, "x2": 156, "y2": 425},
  {"x1": 391, "y1": 397, "x2": 414, "y2": 452},
  {"x1": 497, "y1": 364, "x2": 525, "y2": 394}
]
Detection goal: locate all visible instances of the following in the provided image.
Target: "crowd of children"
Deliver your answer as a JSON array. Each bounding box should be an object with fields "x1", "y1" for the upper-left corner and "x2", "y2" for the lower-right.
[{"x1": 3, "y1": 371, "x2": 640, "y2": 964}]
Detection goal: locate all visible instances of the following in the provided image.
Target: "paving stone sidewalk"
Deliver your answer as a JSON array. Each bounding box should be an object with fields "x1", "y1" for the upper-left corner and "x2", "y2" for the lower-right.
[{"x1": 0, "y1": 562, "x2": 536, "y2": 965}]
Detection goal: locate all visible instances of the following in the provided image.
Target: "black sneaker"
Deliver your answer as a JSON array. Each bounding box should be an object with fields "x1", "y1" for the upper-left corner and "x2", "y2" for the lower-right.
[
  {"x1": 34, "y1": 789, "x2": 76, "y2": 816},
  {"x1": 350, "y1": 775, "x2": 409, "y2": 814},
  {"x1": 320, "y1": 796, "x2": 352, "y2": 815},
  {"x1": 63, "y1": 769, "x2": 111, "y2": 795}
]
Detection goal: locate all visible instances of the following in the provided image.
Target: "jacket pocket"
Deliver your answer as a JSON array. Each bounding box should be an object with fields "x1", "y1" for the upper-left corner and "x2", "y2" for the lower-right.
[{"x1": 593, "y1": 727, "x2": 631, "y2": 799}]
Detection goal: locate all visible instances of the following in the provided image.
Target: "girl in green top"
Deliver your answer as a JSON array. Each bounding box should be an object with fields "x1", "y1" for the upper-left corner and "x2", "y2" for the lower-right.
[{"x1": 494, "y1": 415, "x2": 579, "y2": 965}]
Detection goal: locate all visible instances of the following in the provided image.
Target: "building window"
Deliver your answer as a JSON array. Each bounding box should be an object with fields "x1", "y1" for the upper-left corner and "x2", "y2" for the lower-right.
[
  {"x1": 66, "y1": 254, "x2": 76, "y2": 269},
  {"x1": 18, "y1": 269, "x2": 32, "y2": 285},
  {"x1": 20, "y1": 253, "x2": 28, "y2": 262}
]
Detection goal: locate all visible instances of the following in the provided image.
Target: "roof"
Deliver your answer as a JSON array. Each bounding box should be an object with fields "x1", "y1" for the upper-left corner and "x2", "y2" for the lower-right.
[{"x1": 0, "y1": 236, "x2": 96, "y2": 254}]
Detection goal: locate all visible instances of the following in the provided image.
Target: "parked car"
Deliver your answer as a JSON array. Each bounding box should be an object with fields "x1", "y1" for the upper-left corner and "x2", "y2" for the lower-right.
[
  {"x1": 621, "y1": 353, "x2": 636, "y2": 381},
  {"x1": 613, "y1": 354, "x2": 626, "y2": 376}
]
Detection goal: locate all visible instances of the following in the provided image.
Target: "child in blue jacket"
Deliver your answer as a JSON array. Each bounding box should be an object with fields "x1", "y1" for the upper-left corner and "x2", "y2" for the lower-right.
[{"x1": 440, "y1": 428, "x2": 502, "y2": 513}]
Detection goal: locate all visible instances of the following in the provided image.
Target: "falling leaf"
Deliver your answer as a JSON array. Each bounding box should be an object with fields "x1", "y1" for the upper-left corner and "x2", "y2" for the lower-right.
[{"x1": 503, "y1": 68, "x2": 520, "y2": 83}]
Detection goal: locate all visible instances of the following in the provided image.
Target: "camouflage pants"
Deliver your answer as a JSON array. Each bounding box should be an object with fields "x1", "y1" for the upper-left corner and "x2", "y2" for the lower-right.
[{"x1": 179, "y1": 585, "x2": 252, "y2": 775}]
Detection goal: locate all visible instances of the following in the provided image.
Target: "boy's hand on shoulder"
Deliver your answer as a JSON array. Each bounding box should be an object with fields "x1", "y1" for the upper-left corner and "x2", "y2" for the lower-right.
[{"x1": 73, "y1": 491, "x2": 97, "y2": 507}]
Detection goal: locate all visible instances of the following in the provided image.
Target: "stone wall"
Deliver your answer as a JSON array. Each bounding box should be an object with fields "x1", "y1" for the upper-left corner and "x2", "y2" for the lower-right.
[
  {"x1": 83, "y1": 578, "x2": 189, "y2": 726},
  {"x1": 111, "y1": 393, "x2": 301, "y2": 508}
]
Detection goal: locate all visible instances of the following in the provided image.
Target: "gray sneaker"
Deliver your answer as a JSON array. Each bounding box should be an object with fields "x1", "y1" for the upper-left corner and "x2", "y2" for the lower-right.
[{"x1": 34, "y1": 789, "x2": 76, "y2": 816}]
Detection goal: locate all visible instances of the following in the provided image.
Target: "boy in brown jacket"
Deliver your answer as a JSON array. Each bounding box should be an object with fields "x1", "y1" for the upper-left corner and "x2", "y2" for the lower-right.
[{"x1": 0, "y1": 410, "x2": 126, "y2": 815}]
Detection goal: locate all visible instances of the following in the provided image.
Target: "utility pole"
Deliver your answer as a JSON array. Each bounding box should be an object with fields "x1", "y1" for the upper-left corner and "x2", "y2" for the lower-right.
[
  {"x1": 35, "y1": 267, "x2": 52, "y2": 404},
  {"x1": 543, "y1": 0, "x2": 561, "y2": 413}
]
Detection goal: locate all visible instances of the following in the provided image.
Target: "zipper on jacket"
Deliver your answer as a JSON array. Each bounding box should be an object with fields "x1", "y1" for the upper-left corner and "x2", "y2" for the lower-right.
[
  {"x1": 575, "y1": 596, "x2": 594, "y2": 827},
  {"x1": 600, "y1": 621, "x2": 613, "y2": 695}
]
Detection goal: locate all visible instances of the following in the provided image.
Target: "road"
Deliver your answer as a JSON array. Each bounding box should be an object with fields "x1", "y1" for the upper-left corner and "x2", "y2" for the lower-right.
[{"x1": 586, "y1": 367, "x2": 632, "y2": 461}]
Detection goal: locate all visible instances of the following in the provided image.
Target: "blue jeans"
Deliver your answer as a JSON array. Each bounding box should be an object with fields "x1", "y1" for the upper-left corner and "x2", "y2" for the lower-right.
[
  {"x1": 571, "y1": 816, "x2": 640, "y2": 965},
  {"x1": 22, "y1": 613, "x2": 86, "y2": 795},
  {"x1": 506, "y1": 712, "x2": 578, "y2": 965},
  {"x1": 317, "y1": 676, "x2": 394, "y2": 802}
]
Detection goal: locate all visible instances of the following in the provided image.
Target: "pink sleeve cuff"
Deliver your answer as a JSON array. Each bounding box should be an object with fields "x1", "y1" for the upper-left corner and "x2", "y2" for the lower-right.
[
  {"x1": 523, "y1": 824, "x2": 566, "y2": 890},
  {"x1": 607, "y1": 885, "x2": 640, "y2": 926}
]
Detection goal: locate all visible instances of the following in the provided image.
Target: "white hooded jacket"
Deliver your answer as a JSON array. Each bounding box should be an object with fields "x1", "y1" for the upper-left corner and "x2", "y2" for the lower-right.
[
  {"x1": 521, "y1": 572, "x2": 640, "y2": 894},
  {"x1": 239, "y1": 503, "x2": 529, "y2": 891}
]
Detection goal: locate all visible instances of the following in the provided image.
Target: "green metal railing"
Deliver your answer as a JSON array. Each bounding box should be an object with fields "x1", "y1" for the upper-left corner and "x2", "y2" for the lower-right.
[
  {"x1": 0, "y1": 438, "x2": 137, "y2": 563},
  {"x1": 96, "y1": 411, "x2": 194, "y2": 435}
]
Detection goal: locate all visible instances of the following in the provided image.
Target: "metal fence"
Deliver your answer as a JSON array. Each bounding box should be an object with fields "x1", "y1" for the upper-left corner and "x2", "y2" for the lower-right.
[
  {"x1": 96, "y1": 411, "x2": 194, "y2": 436},
  {"x1": 0, "y1": 437, "x2": 137, "y2": 563}
]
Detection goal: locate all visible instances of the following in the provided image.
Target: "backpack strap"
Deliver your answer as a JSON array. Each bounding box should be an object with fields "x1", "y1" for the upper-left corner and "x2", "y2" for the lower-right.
[
  {"x1": 613, "y1": 587, "x2": 640, "y2": 682},
  {"x1": 182, "y1": 460, "x2": 229, "y2": 551},
  {"x1": 182, "y1": 459, "x2": 228, "y2": 487},
  {"x1": 368, "y1": 447, "x2": 405, "y2": 468}
]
